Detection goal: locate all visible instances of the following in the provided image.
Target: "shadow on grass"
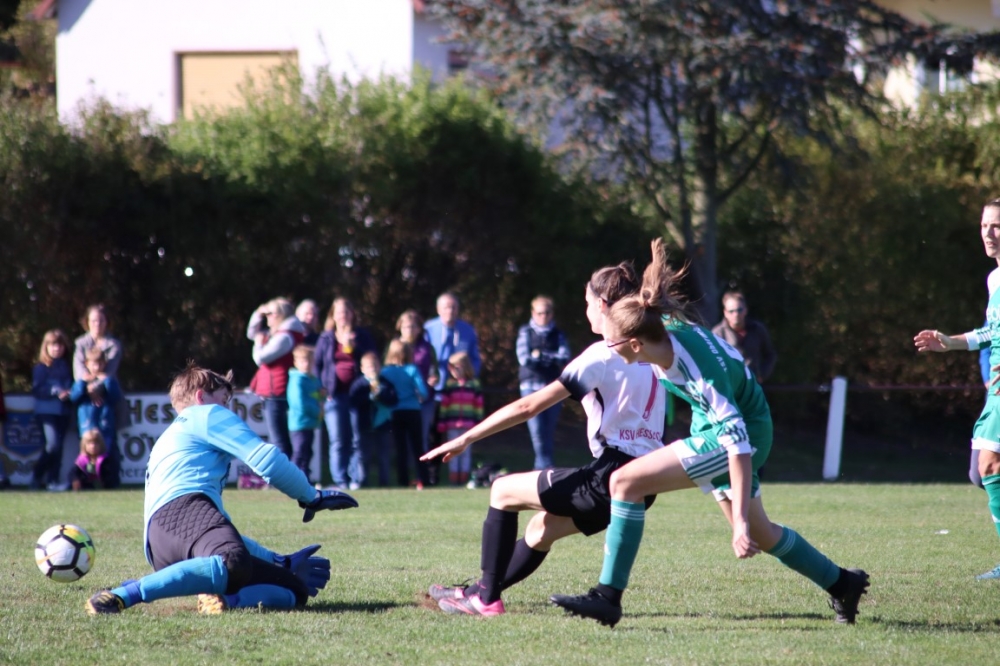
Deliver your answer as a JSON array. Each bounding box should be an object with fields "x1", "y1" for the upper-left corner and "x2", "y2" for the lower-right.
[
  {"x1": 304, "y1": 601, "x2": 404, "y2": 614},
  {"x1": 868, "y1": 616, "x2": 1000, "y2": 633}
]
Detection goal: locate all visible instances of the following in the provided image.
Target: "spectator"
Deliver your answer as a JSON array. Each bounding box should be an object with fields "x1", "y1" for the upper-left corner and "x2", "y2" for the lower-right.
[
  {"x1": 287, "y1": 345, "x2": 323, "y2": 481},
  {"x1": 296, "y1": 299, "x2": 321, "y2": 346},
  {"x1": 381, "y1": 340, "x2": 430, "y2": 489},
  {"x1": 396, "y1": 310, "x2": 439, "y2": 456},
  {"x1": 70, "y1": 429, "x2": 117, "y2": 490},
  {"x1": 424, "y1": 292, "x2": 481, "y2": 388},
  {"x1": 247, "y1": 298, "x2": 306, "y2": 459},
  {"x1": 73, "y1": 304, "x2": 123, "y2": 382},
  {"x1": 0, "y1": 370, "x2": 8, "y2": 489},
  {"x1": 437, "y1": 351, "x2": 484, "y2": 486},
  {"x1": 73, "y1": 303, "x2": 127, "y2": 469},
  {"x1": 711, "y1": 291, "x2": 777, "y2": 383},
  {"x1": 70, "y1": 347, "x2": 122, "y2": 487},
  {"x1": 353, "y1": 352, "x2": 398, "y2": 487},
  {"x1": 31, "y1": 329, "x2": 74, "y2": 491},
  {"x1": 314, "y1": 297, "x2": 378, "y2": 489},
  {"x1": 516, "y1": 295, "x2": 571, "y2": 469}
]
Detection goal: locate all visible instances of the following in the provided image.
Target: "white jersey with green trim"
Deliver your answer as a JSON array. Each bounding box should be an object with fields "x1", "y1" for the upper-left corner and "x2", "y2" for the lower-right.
[
  {"x1": 655, "y1": 320, "x2": 770, "y2": 456},
  {"x1": 968, "y1": 268, "x2": 1000, "y2": 380}
]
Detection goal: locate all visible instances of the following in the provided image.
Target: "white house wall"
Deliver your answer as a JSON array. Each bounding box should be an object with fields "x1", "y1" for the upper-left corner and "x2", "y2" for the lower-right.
[{"x1": 56, "y1": 0, "x2": 448, "y2": 123}]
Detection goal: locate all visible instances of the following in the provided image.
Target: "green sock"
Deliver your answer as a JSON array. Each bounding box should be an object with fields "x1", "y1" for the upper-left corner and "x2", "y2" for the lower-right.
[
  {"x1": 766, "y1": 526, "x2": 840, "y2": 590},
  {"x1": 598, "y1": 500, "x2": 646, "y2": 591},
  {"x1": 983, "y1": 474, "x2": 1000, "y2": 539}
]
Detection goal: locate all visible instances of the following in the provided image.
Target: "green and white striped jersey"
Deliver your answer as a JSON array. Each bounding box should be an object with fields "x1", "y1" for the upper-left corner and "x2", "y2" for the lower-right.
[{"x1": 655, "y1": 318, "x2": 771, "y2": 456}]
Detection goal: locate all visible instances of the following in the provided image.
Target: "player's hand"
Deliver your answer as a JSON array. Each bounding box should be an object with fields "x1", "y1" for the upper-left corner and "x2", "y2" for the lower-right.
[
  {"x1": 420, "y1": 435, "x2": 470, "y2": 463},
  {"x1": 275, "y1": 544, "x2": 331, "y2": 597},
  {"x1": 914, "y1": 330, "x2": 950, "y2": 353},
  {"x1": 299, "y1": 489, "x2": 359, "y2": 523},
  {"x1": 731, "y1": 522, "x2": 760, "y2": 559}
]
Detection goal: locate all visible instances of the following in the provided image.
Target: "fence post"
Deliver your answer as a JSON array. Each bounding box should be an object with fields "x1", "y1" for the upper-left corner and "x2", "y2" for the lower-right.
[{"x1": 822, "y1": 376, "x2": 848, "y2": 481}]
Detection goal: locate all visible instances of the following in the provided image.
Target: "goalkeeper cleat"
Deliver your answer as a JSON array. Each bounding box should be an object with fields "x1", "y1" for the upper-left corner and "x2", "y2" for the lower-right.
[
  {"x1": 975, "y1": 563, "x2": 1000, "y2": 580},
  {"x1": 197, "y1": 594, "x2": 229, "y2": 615},
  {"x1": 85, "y1": 590, "x2": 125, "y2": 616}
]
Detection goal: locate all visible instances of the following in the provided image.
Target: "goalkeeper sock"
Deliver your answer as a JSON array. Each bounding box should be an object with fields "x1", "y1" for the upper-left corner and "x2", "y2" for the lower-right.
[
  {"x1": 113, "y1": 555, "x2": 228, "y2": 606},
  {"x1": 983, "y1": 474, "x2": 1000, "y2": 539},
  {"x1": 226, "y1": 584, "x2": 298, "y2": 610}
]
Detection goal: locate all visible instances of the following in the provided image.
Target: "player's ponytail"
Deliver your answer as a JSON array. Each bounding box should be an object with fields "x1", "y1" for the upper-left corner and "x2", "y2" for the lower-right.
[{"x1": 608, "y1": 238, "x2": 694, "y2": 342}]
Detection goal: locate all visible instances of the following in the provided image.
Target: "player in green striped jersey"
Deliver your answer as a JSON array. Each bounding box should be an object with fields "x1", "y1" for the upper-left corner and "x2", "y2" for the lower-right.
[
  {"x1": 551, "y1": 239, "x2": 869, "y2": 627},
  {"x1": 915, "y1": 198, "x2": 1000, "y2": 581}
]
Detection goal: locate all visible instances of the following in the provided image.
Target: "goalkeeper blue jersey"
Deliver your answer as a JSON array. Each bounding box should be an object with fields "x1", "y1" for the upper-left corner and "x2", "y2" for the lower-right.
[{"x1": 142, "y1": 404, "x2": 316, "y2": 563}]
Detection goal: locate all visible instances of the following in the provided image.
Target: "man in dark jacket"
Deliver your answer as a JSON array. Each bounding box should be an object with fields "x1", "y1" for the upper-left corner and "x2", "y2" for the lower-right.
[{"x1": 711, "y1": 291, "x2": 777, "y2": 384}]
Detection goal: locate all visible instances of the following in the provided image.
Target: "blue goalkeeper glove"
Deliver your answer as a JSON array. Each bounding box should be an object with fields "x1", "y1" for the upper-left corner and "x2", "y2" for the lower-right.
[
  {"x1": 299, "y1": 489, "x2": 359, "y2": 523},
  {"x1": 274, "y1": 544, "x2": 331, "y2": 598}
]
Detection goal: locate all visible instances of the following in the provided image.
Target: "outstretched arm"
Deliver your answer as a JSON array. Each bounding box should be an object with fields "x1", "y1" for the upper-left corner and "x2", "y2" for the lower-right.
[
  {"x1": 914, "y1": 330, "x2": 971, "y2": 353},
  {"x1": 420, "y1": 380, "x2": 570, "y2": 462}
]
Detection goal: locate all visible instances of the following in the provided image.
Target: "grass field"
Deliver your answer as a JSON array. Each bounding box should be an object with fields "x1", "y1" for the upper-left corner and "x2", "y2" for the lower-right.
[{"x1": 2, "y1": 483, "x2": 999, "y2": 665}]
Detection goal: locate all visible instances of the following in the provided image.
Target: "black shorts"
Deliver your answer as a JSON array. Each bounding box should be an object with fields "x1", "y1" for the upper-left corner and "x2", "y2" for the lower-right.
[
  {"x1": 146, "y1": 493, "x2": 246, "y2": 572},
  {"x1": 537, "y1": 447, "x2": 656, "y2": 536}
]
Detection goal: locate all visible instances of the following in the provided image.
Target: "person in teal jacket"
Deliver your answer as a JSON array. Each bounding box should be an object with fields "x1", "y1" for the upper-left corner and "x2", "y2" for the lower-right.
[{"x1": 286, "y1": 345, "x2": 323, "y2": 480}]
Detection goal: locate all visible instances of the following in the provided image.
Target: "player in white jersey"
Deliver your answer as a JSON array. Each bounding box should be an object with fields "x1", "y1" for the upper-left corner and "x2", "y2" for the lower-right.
[
  {"x1": 552, "y1": 239, "x2": 869, "y2": 627},
  {"x1": 915, "y1": 198, "x2": 1000, "y2": 580},
  {"x1": 85, "y1": 364, "x2": 358, "y2": 616},
  {"x1": 420, "y1": 262, "x2": 667, "y2": 617}
]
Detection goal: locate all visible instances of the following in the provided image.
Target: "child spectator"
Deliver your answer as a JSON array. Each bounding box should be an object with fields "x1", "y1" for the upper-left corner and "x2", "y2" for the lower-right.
[
  {"x1": 31, "y1": 329, "x2": 74, "y2": 491},
  {"x1": 70, "y1": 348, "x2": 122, "y2": 488},
  {"x1": 287, "y1": 345, "x2": 322, "y2": 480},
  {"x1": 380, "y1": 340, "x2": 430, "y2": 489},
  {"x1": 71, "y1": 429, "x2": 116, "y2": 490},
  {"x1": 437, "y1": 351, "x2": 484, "y2": 487},
  {"x1": 352, "y1": 352, "x2": 398, "y2": 487}
]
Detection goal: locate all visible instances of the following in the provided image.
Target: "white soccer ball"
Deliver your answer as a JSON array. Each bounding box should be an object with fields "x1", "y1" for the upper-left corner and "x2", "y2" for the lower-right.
[{"x1": 34, "y1": 524, "x2": 96, "y2": 583}]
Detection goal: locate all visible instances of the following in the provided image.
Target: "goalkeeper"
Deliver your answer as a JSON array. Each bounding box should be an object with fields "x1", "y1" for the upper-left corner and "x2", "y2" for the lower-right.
[{"x1": 86, "y1": 363, "x2": 358, "y2": 616}]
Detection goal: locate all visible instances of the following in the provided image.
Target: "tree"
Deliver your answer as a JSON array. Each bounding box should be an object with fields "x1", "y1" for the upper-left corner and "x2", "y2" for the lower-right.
[{"x1": 429, "y1": 0, "x2": 994, "y2": 321}]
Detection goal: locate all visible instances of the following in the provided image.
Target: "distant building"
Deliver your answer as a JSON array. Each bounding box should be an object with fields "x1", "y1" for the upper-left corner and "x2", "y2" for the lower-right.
[
  {"x1": 876, "y1": 0, "x2": 1000, "y2": 105},
  {"x1": 32, "y1": 0, "x2": 454, "y2": 123}
]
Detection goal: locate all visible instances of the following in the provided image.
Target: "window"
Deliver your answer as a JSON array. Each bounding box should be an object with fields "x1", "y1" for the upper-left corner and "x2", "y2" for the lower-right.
[{"x1": 176, "y1": 51, "x2": 298, "y2": 120}]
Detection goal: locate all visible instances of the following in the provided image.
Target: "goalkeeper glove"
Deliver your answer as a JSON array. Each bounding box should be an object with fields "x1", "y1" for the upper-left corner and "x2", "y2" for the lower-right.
[
  {"x1": 274, "y1": 544, "x2": 331, "y2": 597},
  {"x1": 299, "y1": 489, "x2": 359, "y2": 523}
]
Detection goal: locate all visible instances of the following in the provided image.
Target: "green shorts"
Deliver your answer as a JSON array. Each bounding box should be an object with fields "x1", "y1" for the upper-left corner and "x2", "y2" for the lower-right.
[
  {"x1": 972, "y1": 397, "x2": 1000, "y2": 454},
  {"x1": 673, "y1": 417, "x2": 773, "y2": 501}
]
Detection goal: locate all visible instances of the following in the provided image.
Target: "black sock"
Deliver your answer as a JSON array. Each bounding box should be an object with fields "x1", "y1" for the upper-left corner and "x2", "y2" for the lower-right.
[
  {"x1": 595, "y1": 582, "x2": 623, "y2": 606},
  {"x1": 501, "y1": 539, "x2": 548, "y2": 590},
  {"x1": 479, "y1": 507, "x2": 518, "y2": 604},
  {"x1": 825, "y1": 568, "x2": 850, "y2": 598}
]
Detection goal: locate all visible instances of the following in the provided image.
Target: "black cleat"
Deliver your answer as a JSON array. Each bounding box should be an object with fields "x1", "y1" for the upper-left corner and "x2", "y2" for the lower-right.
[
  {"x1": 829, "y1": 568, "x2": 870, "y2": 624},
  {"x1": 550, "y1": 588, "x2": 622, "y2": 628},
  {"x1": 85, "y1": 590, "x2": 125, "y2": 616}
]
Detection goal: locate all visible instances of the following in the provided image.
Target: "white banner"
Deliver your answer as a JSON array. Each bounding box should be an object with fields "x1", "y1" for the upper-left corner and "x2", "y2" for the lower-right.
[{"x1": 1, "y1": 392, "x2": 323, "y2": 486}]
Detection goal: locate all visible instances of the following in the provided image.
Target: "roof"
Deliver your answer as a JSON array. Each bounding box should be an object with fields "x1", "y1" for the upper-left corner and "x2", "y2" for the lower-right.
[{"x1": 29, "y1": 0, "x2": 427, "y2": 21}]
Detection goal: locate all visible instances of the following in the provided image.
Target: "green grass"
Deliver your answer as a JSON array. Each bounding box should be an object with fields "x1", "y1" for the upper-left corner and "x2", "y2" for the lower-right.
[{"x1": 2, "y1": 484, "x2": 999, "y2": 665}]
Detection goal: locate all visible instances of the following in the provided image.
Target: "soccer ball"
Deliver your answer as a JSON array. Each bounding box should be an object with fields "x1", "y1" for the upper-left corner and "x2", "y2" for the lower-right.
[{"x1": 34, "y1": 524, "x2": 96, "y2": 583}]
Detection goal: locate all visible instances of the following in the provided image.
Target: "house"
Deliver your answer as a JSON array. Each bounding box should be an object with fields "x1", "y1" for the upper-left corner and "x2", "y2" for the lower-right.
[
  {"x1": 31, "y1": 0, "x2": 454, "y2": 123},
  {"x1": 33, "y1": 0, "x2": 1000, "y2": 123},
  {"x1": 876, "y1": 0, "x2": 1000, "y2": 105}
]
